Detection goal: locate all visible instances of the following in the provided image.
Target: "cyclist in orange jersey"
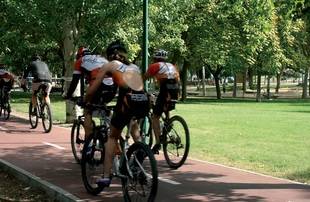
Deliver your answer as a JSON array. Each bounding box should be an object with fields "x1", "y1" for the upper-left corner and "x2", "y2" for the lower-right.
[
  {"x1": 144, "y1": 49, "x2": 180, "y2": 154},
  {"x1": 65, "y1": 46, "x2": 117, "y2": 138},
  {"x1": 85, "y1": 40, "x2": 149, "y2": 187}
]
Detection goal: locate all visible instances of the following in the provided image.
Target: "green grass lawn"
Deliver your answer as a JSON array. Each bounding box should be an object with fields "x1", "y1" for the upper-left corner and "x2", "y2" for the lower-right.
[
  {"x1": 10, "y1": 91, "x2": 310, "y2": 184},
  {"x1": 10, "y1": 91, "x2": 65, "y2": 123}
]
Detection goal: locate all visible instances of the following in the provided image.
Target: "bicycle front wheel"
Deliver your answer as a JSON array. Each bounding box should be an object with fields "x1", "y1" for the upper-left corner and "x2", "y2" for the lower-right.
[
  {"x1": 121, "y1": 142, "x2": 158, "y2": 202},
  {"x1": 42, "y1": 103, "x2": 52, "y2": 133},
  {"x1": 29, "y1": 102, "x2": 38, "y2": 129},
  {"x1": 81, "y1": 134, "x2": 105, "y2": 195},
  {"x1": 163, "y1": 115, "x2": 190, "y2": 169},
  {"x1": 71, "y1": 120, "x2": 85, "y2": 163}
]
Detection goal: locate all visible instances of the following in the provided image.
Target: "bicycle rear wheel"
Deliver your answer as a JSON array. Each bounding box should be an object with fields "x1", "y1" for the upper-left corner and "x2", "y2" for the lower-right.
[
  {"x1": 163, "y1": 115, "x2": 190, "y2": 169},
  {"x1": 121, "y1": 142, "x2": 158, "y2": 202},
  {"x1": 81, "y1": 134, "x2": 105, "y2": 195},
  {"x1": 140, "y1": 115, "x2": 153, "y2": 147},
  {"x1": 0, "y1": 95, "x2": 10, "y2": 120},
  {"x1": 71, "y1": 120, "x2": 85, "y2": 163},
  {"x1": 3, "y1": 101, "x2": 10, "y2": 120},
  {"x1": 42, "y1": 103, "x2": 52, "y2": 133},
  {"x1": 29, "y1": 102, "x2": 38, "y2": 129}
]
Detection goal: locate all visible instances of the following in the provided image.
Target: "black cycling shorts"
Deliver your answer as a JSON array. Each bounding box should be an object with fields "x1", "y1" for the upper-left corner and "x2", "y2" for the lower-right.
[
  {"x1": 93, "y1": 83, "x2": 117, "y2": 105},
  {"x1": 153, "y1": 79, "x2": 179, "y2": 116},
  {"x1": 111, "y1": 88, "x2": 149, "y2": 130}
]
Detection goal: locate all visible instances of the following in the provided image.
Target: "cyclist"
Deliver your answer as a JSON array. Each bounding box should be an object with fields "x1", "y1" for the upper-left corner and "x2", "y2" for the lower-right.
[
  {"x1": 0, "y1": 64, "x2": 14, "y2": 106},
  {"x1": 143, "y1": 49, "x2": 180, "y2": 154},
  {"x1": 22, "y1": 55, "x2": 52, "y2": 114},
  {"x1": 85, "y1": 40, "x2": 149, "y2": 187},
  {"x1": 64, "y1": 46, "x2": 117, "y2": 138}
]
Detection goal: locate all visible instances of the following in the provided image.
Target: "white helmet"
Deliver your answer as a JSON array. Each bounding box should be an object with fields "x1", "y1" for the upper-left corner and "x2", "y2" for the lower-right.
[{"x1": 153, "y1": 49, "x2": 168, "y2": 59}]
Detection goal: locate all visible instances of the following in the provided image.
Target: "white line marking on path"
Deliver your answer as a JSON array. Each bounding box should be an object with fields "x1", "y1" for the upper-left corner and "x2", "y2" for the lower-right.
[
  {"x1": 0, "y1": 126, "x2": 8, "y2": 131},
  {"x1": 42, "y1": 142, "x2": 66, "y2": 150},
  {"x1": 189, "y1": 157, "x2": 310, "y2": 186},
  {"x1": 158, "y1": 176, "x2": 181, "y2": 185}
]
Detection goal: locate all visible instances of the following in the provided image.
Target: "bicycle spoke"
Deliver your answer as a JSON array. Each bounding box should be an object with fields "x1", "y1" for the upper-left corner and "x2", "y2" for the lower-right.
[{"x1": 163, "y1": 115, "x2": 190, "y2": 169}]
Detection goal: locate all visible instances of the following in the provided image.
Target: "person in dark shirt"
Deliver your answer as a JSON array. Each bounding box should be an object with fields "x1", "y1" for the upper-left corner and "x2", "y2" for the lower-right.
[{"x1": 22, "y1": 55, "x2": 52, "y2": 110}]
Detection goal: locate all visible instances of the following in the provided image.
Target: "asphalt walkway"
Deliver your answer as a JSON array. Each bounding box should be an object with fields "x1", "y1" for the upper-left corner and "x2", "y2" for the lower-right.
[{"x1": 0, "y1": 114, "x2": 309, "y2": 202}]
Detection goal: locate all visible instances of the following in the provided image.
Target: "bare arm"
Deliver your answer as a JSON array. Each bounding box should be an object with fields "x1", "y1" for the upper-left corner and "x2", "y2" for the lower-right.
[{"x1": 85, "y1": 62, "x2": 117, "y2": 103}]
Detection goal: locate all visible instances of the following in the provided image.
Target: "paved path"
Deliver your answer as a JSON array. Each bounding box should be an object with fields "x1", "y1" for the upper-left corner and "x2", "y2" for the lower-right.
[{"x1": 0, "y1": 114, "x2": 309, "y2": 202}]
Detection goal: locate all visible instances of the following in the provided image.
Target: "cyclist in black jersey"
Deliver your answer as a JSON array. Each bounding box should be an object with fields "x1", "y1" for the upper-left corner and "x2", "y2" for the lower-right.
[{"x1": 22, "y1": 55, "x2": 52, "y2": 112}]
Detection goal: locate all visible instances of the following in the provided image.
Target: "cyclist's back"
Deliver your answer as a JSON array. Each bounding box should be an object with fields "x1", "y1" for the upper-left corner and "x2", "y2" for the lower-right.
[
  {"x1": 66, "y1": 47, "x2": 116, "y2": 103},
  {"x1": 23, "y1": 55, "x2": 52, "y2": 110},
  {"x1": 0, "y1": 65, "x2": 14, "y2": 90},
  {"x1": 28, "y1": 60, "x2": 52, "y2": 83}
]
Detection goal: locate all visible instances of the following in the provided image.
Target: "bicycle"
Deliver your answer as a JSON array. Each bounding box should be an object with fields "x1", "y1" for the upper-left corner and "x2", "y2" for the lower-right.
[
  {"x1": 141, "y1": 94, "x2": 190, "y2": 169},
  {"x1": 80, "y1": 103, "x2": 158, "y2": 201},
  {"x1": 28, "y1": 83, "x2": 52, "y2": 133},
  {"x1": 0, "y1": 86, "x2": 11, "y2": 120},
  {"x1": 70, "y1": 97, "x2": 111, "y2": 164}
]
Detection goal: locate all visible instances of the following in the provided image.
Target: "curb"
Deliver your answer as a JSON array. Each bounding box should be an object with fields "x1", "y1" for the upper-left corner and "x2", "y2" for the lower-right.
[{"x1": 0, "y1": 157, "x2": 82, "y2": 202}]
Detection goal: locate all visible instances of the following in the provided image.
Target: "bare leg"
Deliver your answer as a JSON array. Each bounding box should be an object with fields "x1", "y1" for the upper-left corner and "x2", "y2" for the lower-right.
[
  {"x1": 44, "y1": 96, "x2": 50, "y2": 105},
  {"x1": 103, "y1": 126, "x2": 122, "y2": 178},
  {"x1": 84, "y1": 109, "x2": 93, "y2": 139},
  {"x1": 130, "y1": 120, "x2": 141, "y2": 142},
  {"x1": 152, "y1": 114, "x2": 161, "y2": 145},
  {"x1": 32, "y1": 94, "x2": 37, "y2": 108}
]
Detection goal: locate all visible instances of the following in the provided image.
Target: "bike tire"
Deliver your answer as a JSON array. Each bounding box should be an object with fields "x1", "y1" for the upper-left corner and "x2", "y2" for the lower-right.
[
  {"x1": 121, "y1": 142, "x2": 158, "y2": 202},
  {"x1": 3, "y1": 101, "x2": 10, "y2": 120},
  {"x1": 71, "y1": 120, "x2": 85, "y2": 164},
  {"x1": 29, "y1": 102, "x2": 38, "y2": 129},
  {"x1": 140, "y1": 115, "x2": 153, "y2": 147},
  {"x1": 0, "y1": 102, "x2": 2, "y2": 117},
  {"x1": 42, "y1": 103, "x2": 52, "y2": 133},
  {"x1": 81, "y1": 134, "x2": 105, "y2": 195},
  {"x1": 163, "y1": 115, "x2": 190, "y2": 169}
]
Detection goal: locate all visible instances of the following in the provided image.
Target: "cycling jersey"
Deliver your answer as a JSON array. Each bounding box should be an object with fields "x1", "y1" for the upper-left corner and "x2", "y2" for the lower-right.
[
  {"x1": 74, "y1": 55, "x2": 111, "y2": 86},
  {"x1": 147, "y1": 62, "x2": 180, "y2": 116},
  {"x1": 110, "y1": 61, "x2": 149, "y2": 130},
  {"x1": 147, "y1": 62, "x2": 180, "y2": 82},
  {"x1": 24, "y1": 60, "x2": 52, "y2": 83},
  {"x1": 0, "y1": 69, "x2": 14, "y2": 83}
]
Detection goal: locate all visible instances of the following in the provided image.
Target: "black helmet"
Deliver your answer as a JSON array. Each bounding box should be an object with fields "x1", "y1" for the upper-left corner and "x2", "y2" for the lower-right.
[
  {"x1": 76, "y1": 46, "x2": 91, "y2": 59},
  {"x1": 106, "y1": 40, "x2": 127, "y2": 58},
  {"x1": 153, "y1": 49, "x2": 168, "y2": 59},
  {"x1": 31, "y1": 54, "x2": 41, "y2": 61}
]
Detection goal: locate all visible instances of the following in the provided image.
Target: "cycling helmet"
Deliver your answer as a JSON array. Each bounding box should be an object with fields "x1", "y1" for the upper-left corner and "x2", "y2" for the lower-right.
[
  {"x1": 153, "y1": 49, "x2": 168, "y2": 59},
  {"x1": 31, "y1": 54, "x2": 41, "y2": 61},
  {"x1": 106, "y1": 40, "x2": 127, "y2": 58},
  {"x1": 76, "y1": 46, "x2": 91, "y2": 59}
]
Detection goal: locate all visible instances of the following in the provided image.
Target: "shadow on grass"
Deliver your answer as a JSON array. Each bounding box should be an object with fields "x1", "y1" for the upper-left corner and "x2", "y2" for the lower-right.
[
  {"x1": 181, "y1": 96, "x2": 310, "y2": 105},
  {"x1": 287, "y1": 168, "x2": 310, "y2": 184}
]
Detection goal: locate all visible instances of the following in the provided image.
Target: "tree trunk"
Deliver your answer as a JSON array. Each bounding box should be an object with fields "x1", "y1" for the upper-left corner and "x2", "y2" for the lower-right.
[
  {"x1": 202, "y1": 66, "x2": 206, "y2": 96},
  {"x1": 214, "y1": 74, "x2": 221, "y2": 99},
  {"x1": 180, "y1": 59, "x2": 189, "y2": 101},
  {"x1": 242, "y1": 68, "x2": 247, "y2": 94},
  {"x1": 207, "y1": 66, "x2": 222, "y2": 99},
  {"x1": 302, "y1": 67, "x2": 309, "y2": 99},
  {"x1": 63, "y1": 19, "x2": 81, "y2": 123},
  {"x1": 256, "y1": 70, "x2": 262, "y2": 102},
  {"x1": 248, "y1": 68, "x2": 254, "y2": 90},
  {"x1": 275, "y1": 71, "x2": 282, "y2": 94},
  {"x1": 233, "y1": 73, "x2": 237, "y2": 98},
  {"x1": 266, "y1": 74, "x2": 271, "y2": 99}
]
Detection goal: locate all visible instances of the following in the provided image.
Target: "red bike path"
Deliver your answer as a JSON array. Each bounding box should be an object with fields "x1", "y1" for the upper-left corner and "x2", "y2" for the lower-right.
[{"x1": 0, "y1": 113, "x2": 309, "y2": 202}]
